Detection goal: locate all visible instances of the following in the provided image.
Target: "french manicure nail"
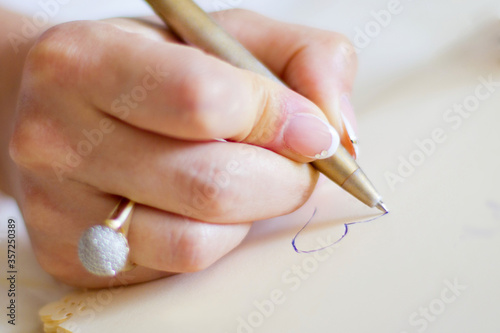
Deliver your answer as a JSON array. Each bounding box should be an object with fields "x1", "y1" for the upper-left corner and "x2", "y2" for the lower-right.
[{"x1": 283, "y1": 114, "x2": 340, "y2": 159}]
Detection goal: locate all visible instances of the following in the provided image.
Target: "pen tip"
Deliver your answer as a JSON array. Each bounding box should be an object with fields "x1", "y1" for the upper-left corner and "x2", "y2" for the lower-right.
[{"x1": 376, "y1": 202, "x2": 389, "y2": 214}]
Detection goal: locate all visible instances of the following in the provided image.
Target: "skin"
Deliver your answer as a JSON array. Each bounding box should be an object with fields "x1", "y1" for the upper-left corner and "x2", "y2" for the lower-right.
[{"x1": 0, "y1": 9, "x2": 358, "y2": 288}]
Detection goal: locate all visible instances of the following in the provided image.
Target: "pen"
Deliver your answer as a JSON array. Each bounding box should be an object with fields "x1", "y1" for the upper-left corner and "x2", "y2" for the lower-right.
[{"x1": 144, "y1": 0, "x2": 388, "y2": 213}]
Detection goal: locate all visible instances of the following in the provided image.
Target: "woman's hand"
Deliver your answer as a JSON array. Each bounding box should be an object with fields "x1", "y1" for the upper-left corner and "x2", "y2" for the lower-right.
[{"x1": 8, "y1": 9, "x2": 358, "y2": 287}]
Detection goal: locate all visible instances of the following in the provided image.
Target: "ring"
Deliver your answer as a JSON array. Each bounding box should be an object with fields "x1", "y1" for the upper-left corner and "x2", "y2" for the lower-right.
[{"x1": 78, "y1": 198, "x2": 136, "y2": 276}]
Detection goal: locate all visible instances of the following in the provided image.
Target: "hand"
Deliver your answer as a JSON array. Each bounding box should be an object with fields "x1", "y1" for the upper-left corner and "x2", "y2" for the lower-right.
[{"x1": 9, "y1": 9, "x2": 358, "y2": 287}]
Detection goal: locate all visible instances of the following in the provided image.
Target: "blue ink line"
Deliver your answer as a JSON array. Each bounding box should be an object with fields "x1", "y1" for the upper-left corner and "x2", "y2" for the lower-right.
[{"x1": 292, "y1": 208, "x2": 389, "y2": 253}]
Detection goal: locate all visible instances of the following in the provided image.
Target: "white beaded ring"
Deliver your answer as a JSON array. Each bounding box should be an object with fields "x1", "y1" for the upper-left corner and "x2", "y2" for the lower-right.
[{"x1": 78, "y1": 199, "x2": 136, "y2": 276}]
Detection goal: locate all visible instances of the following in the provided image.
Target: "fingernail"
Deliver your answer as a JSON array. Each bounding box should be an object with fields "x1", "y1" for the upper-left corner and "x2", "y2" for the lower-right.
[
  {"x1": 340, "y1": 95, "x2": 359, "y2": 158},
  {"x1": 283, "y1": 114, "x2": 340, "y2": 159}
]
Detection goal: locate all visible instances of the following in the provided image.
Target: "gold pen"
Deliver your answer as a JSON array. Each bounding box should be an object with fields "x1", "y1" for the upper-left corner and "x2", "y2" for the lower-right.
[{"x1": 144, "y1": 0, "x2": 388, "y2": 213}]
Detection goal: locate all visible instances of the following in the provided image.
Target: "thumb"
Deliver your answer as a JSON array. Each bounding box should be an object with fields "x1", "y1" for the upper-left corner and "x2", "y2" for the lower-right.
[{"x1": 234, "y1": 72, "x2": 340, "y2": 163}]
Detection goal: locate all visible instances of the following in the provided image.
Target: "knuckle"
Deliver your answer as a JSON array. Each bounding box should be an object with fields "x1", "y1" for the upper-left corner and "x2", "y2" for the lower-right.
[
  {"x1": 203, "y1": 191, "x2": 236, "y2": 220},
  {"x1": 9, "y1": 113, "x2": 63, "y2": 170},
  {"x1": 177, "y1": 67, "x2": 214, "y2": 112},
  {"x1": 25, "y1": 22, "x2": 93, "y2": 86},
  {"x1": 180, "y1": 159, "x2": 238, "y2": 221},
  {"x1": 171, "y1": 225, "x2": 216, "y2": 272},
  {"x1": 176, "y1": 65, "x2": 232, "y2": 136}
]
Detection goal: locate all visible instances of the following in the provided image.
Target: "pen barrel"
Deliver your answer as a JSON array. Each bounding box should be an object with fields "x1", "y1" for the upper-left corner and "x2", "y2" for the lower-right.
[
  {"x1": 313, "y1": 146, "x2": 382, "y2": 207},
  {"x1": 312, "y1": 146, "x2": 358, "y2": 185}
]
